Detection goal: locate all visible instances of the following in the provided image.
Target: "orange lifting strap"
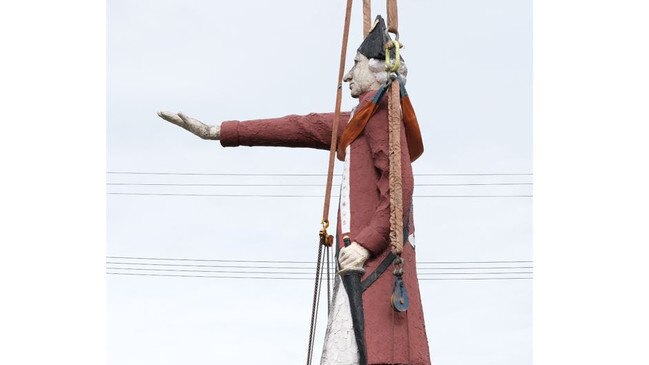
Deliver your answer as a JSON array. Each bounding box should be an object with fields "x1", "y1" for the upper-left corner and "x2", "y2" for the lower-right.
[
  {"x1": 319, "y1": 0, "x2": 354, "y2": 237},
  {"x1": 363, "y1": 0, "x2": 372, "y2": 36},
  {"x1": 308, "y1": 3, "x2": 354, "y2": 365},
  {"x1": 386, "y1": 0, "x2": 399, "y2": 36},
  {"x1": 319, "y1": 0, "x2": 406, "y2": 256}
]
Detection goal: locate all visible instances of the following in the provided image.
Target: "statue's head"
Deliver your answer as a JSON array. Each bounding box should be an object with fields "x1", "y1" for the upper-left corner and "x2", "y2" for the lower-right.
[{"x1": 344, "y1": 15, "x2": 408, "y2": 98}]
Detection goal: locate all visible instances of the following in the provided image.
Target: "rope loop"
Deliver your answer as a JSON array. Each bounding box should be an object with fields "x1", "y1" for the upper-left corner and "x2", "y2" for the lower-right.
[
  {"x1": 393, "y1": 267, "x2": 404, "y2": 277},
  {"x1": 392, "y1": 255, "x2": 404, "y2": 277}
]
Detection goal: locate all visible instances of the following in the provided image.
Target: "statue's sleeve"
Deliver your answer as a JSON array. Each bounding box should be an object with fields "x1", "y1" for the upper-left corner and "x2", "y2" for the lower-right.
[
  {"x1": 219, "y1": 112, "x2": 350, "y2": 150},
  {"x1": 351, "y1": 110, "x2": 415, "y2": 256}
]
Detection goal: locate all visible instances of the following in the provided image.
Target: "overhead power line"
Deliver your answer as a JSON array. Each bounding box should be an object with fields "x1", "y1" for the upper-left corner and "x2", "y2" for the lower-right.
[
  {"x1": 107, "y1": 261, "x2": 532, "y2": 270},
  {"x1": 107, "y1": 262, "x2": 320, "y2": 270},
  {"x1": 106, "y1": 261, "x2": 533, "y2": 270},
  {"x1": 107, "y1": 192, "x2": 533, "y2": 198},
  {"x1": 107, "y1": 268, "x2": 324, "y2": 275},
  {"x1": 108, "y1": 256, "x2": 316, "y2": 264},
  {"x1": 107, "y1": 182, "x2": 533, "y2": 187},
  {"x1": 106, "y1": 267, "x2": 532, "y2": 275},
  {"x1": 107, "y1": 255, "x2": 533, "y2": 265},
  {"x1": 107, "y1": 171, "x2": 533, "y2": 177},
  {"x1": 107, "y1": 255, "x2": 535, "y2": 280},
  {"x1": 107, "y1": 272, "x2": 532, "y2": 281}
]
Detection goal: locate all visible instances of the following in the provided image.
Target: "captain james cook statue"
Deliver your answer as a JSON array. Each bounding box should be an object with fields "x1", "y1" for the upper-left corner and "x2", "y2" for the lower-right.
[{"x1": 158, "y1": 16, "x2": 431, "y2": 365}]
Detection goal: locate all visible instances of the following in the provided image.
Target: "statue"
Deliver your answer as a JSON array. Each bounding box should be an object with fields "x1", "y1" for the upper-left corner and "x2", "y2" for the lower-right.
[{"x1": 158, "y1": 16, "x2": 431, "y2": 365}]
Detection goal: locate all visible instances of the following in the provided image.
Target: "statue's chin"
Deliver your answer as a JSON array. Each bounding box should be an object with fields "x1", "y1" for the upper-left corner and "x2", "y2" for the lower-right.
[
  {"x1": 350, "y1": 84, "x2": 379, "y2": 99},
  {"x1": 350, "y1": 87, "x2": 363, "y2": 98}
]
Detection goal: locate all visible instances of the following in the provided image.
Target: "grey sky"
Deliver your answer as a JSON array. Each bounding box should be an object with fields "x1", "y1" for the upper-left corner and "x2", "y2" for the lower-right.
[{"x1": 108, "y1": 0, "x2": 532, "y2": 364}]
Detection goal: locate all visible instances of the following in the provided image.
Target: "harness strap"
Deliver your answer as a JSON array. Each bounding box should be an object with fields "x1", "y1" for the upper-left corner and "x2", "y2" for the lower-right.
[
  {"x1": 361, "y1": 203, "x2": 412, "y2": 291},
  {"x1": 361, "y1": 251, "x2": 397, "y2": 291}
]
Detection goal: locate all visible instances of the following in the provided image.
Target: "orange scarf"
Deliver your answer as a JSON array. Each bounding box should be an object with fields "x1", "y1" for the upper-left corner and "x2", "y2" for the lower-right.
[{"x1": 337, "y1": 79, "x2": 423, "y2": 162}]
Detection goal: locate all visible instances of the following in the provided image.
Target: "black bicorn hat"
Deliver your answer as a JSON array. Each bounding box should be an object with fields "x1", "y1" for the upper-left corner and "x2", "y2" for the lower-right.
[{"x1": 357, "y1": 15, "x2": 402, "y2": 61}]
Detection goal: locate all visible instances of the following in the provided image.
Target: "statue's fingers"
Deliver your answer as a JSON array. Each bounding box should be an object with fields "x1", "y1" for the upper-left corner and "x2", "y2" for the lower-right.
[
  {"x1": 177, "y1": 112, "x2": 198, "y2": 126},
  {"x1": 339, "y1": 254, "x2": 353, "y2": 268},
  {"x1": 178, "y1": 112, "x2": 214, "y2": 139},
  {"x1": 157, "y1": 110, "x2": 177, "y2": 121},
  {"x1": 338, "y1": 256, "x2": 347, "y2": 266},
  {"x1": 157, "y1": 111, "x2": 185, "y2": 127}
]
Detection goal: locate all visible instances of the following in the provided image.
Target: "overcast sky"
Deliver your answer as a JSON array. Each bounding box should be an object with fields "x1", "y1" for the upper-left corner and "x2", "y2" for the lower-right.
[{"x1": 107, "y1": 0, "x2": 532, "y2": 364}]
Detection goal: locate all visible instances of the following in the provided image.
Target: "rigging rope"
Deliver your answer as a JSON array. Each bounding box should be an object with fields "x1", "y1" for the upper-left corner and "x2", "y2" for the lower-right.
[
  {"x1": 307, "y1": 1, "x2": 355, "y2": 364},
  {"x1": 386, "y1": 2, "x2": 404, "y2": 256},
  {"x1": 387, "y1": 74, "x2": 404, "y2": 255},
  {"x1": 306, "y1": 244, "x2": 327, "y2": 365}
]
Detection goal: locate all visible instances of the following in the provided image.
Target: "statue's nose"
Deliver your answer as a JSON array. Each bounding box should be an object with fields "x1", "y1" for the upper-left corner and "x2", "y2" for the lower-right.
[{"x1": 343, "y1": 70, "x2": 352, "y2": 82}]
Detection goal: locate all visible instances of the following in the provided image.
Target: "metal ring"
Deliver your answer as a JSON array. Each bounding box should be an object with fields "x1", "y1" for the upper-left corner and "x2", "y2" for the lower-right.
[{"x1": 384, "y1": 40, "x2": 400, "y2": 73}]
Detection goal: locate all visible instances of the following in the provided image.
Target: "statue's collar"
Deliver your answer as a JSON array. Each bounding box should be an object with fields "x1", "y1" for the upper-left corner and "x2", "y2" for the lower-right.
[{"x1": 357, "y1": 89, "x2": 380, "y2": 104}]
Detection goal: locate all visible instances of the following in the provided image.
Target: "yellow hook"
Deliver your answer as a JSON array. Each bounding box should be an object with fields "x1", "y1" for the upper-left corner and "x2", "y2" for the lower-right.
[{"x1": 385, "y1": 40, "x2": 401, "y2": 73}]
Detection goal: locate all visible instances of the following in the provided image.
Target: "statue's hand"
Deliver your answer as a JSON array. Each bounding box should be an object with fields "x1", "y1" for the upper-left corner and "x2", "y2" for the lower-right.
[
  {"x1": 157, "y1": 111, "x2": 220, "y2": 140},
  {"x1": 338, "y1": 241, "x2": 370, "y2": 274}
]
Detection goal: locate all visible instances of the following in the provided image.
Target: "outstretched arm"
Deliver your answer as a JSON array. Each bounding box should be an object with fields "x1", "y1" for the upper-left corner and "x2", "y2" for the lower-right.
[
  {"x1": 158, "y1": 111, "x2": 350, "y2": 150},
  {"x1": 220, "y1": 112, "x2": 349, "y2": 150}
]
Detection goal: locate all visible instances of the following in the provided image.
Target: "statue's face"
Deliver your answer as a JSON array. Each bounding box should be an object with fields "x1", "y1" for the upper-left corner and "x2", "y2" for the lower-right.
[{"x1": 344, "y1": 53, "x2": 381, "y2": 98}]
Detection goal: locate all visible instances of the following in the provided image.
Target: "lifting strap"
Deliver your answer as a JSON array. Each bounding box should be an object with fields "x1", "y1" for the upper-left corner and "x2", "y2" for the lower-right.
[
  {"x1": 386, "y1": 0, "x2": 399, "y2": 36},
  {"x1": 363, "y1": 0, "x2": 372, "y2": 37},
  {"x1": 320, "y1": 1, "x2": 354, "y2": 232},
  {"x1": 306, "y1": 1, "x2": 354, "y2": 365}
]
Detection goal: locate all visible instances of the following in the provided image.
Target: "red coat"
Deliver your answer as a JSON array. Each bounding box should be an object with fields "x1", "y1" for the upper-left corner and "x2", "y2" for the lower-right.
[{"x1": 220, "y1": 90, "x2": 431, "y2": 365}]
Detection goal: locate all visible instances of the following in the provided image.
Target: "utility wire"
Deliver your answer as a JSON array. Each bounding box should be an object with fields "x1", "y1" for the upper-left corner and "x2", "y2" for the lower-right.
[
  {"x1": 106, "y1": 262, "x2": 532, "y2": 270},
  {"x1": 107, "y1": 272, "x2": 532, "y2": 280},
  {"x1": 106, "y1": 266, "x2": 322, "y2": 275},
  {"x1": 106, "y1": 262, "x2": 317, "y2": 269},
  {"x1": 107, "y1": 256, "x2": 316, "y2": 264},
  {"x1": 107, "y1": 264, "x2": 533, "y2": 271},
  {"x1": 106, "y1": 267, "x2": 532, "y2": 275},
  {"x1": 107, "y1": 256, "x2": 532, "y2": 264},
  {"x1": 107, "y1": 171, "x2": 533, "y2": 177},
  {"x1": 107, "y1": 192, "x2": 533, "y2": 198},
  {"x1": 418, "y1": 260, "x2": 533, "y2": 264},
  {"x1": 107, "y1": 182, "x2": 533, "y2": 187}
]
